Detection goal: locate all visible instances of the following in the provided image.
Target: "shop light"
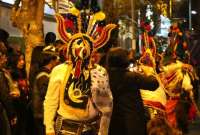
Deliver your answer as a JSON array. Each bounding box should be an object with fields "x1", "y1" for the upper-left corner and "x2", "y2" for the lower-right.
[{"x1": 191, "y1": 10, "x2": 197, "y2": 15}]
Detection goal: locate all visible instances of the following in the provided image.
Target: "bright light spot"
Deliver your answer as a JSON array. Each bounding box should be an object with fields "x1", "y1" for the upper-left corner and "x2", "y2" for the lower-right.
[
  {"x1": 192, "y1": 10, "x2": 197, "y2": 15},
  {"x1": 44, "y1": 4, "x2": 55, "y2": 15},
  {"x1": 129, "y1": 63, "x2": 134, "y2": 68},
  {"x1": 2, "y1": 0, "x2": 14, "y2": 4},
  {"x1": 156, "y1": 15, "x2": 171, "y2": 38},
  {"x1": 192, "y1": 28, "x2": 194, "y2": 31},
  {"x1": 45, "y1": 0, "x2": 52, "y2": 2}
]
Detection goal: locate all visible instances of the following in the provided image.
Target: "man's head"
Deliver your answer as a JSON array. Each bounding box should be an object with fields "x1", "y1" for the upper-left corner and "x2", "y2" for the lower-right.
[
  {"x1": 0, "y1": 29, "x2": 9, "y2": 47},
  {"x1": 42, "y1": 45, "x2": 60, "y2": 69},
  {"x1": 45, "y1": 32, "x2": 56, "y2": 45},
  {"x1": 106, "y1": 47, "x2": 130, "y2": 68}
]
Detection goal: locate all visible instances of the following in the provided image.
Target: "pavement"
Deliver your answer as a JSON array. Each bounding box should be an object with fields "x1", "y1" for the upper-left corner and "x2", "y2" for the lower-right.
[
  {"x1": 188, "y1": 118, "x2": 200, "y2": 135},
  {"x1": 188, "y1": 93, "x2": 200, "y2": 135}
]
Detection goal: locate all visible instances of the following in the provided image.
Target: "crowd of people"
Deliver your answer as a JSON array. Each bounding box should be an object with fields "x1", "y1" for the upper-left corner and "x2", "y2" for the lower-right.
[
  {"x1": 0, "y1": 23, "x2": 199, "y2": 135},
  {"x1": 0, "y1": 29, "x2": 62, "y2": 135},
  {"x1": 0, "y1": 4, "x2": 200, "y2": 135}
]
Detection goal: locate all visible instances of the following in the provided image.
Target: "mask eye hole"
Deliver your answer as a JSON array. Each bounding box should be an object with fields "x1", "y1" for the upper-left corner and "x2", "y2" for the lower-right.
[
  {"x1": 71, "y1": 38, "x2": 90, "y2": 59},
  {"x1": 77, "y1": 39, "x2": 82, "y2": 45}
]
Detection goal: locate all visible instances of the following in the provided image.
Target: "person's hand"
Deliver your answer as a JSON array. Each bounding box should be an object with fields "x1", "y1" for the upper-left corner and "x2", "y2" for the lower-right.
[
  {"x1": 182, "y1": 64, "x2": 193, "y2": 72},
  {"x1": 10, "y1": 90, "x2": 20, "y2": 98},
  {"x1": 139, "y1": 65, "x2": 155, "y2": 76},
  {"x1": 10, "y1": 82, "x2": 20, "y2": 98}
]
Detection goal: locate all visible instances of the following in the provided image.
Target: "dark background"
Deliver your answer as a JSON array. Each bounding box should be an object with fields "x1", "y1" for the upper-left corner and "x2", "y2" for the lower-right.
[
  {"x1": 171, "y1": 0, "x2": 200, "y2": 65},
  {"x1": 173, "y1": 0, "x2": 200, "y2": 32}
]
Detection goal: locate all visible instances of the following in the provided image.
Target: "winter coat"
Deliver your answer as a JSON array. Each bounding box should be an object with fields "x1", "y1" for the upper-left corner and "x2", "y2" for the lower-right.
[{"x1": 108, "y1": 68, "x2": 159, "y2": 135}]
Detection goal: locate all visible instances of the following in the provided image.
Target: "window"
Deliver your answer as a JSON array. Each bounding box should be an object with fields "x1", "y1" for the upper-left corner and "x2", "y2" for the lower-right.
[{"x1": 1, "y1": 0, "x2": 55, "y2": 15}]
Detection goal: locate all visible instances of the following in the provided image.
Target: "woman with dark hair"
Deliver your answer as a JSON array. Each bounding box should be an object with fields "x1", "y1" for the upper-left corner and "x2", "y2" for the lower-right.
[
  {"x1": 9, "y1": 53, "x2": 27, "y2": 81},
  {"x1": 0, "y1": 42, "x2": 16, "y2": 135},
  {"x1": 9, "y1": 52, "x2": 34, "y2": 135}
]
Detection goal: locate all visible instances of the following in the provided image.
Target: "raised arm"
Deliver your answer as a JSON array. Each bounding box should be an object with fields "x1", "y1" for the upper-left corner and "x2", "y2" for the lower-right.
[{"x1": 135, "y1": 66, "x2": 159, "y2": 91}]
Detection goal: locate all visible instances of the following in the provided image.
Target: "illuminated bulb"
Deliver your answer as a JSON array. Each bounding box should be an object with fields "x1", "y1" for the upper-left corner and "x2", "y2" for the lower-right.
[{"x1": 191, "y1": 10, "x2": 197, "y2": 15}]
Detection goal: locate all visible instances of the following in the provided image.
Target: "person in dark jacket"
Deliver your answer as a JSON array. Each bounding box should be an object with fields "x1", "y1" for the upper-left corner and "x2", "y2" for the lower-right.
[
  {"x1": 29, "y1": 32, "x2": 57, "y2": 88},
  {"x1": 107, "y1": 47, "x2": 159, "y2": 135},
  {"x1": 9, "y1": 52, "x2": 34, "y2": 135},
  {"x1": 32, "y1": 45, "x2": 60, "y2": 135},
  {"x1": 0, "y1": 42, "x2": 16, "y2": 135}
]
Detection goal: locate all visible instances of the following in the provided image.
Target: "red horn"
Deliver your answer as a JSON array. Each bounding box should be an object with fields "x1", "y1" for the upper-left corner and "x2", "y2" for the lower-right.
[
  {"x1": 93, "y1": 24, "x2": 117, "y2": 49},
  {"x1": 55, "y1": 14, "x2": 71, "y2": 43}
]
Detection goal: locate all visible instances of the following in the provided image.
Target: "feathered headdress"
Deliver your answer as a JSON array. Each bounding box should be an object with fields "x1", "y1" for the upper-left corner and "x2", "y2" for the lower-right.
[
  {"x1": 48, "y1": 1, "x2": 117, "y2": 109},
  {"x1": 139, "y1": 19, "x2": 156, "y2": 68},
  {"x1": 51, "y1": 0, "x2": 116, "y2": 78},
  {"x1": 52, "y1": 0, "x2": 116, "y2": 63}
]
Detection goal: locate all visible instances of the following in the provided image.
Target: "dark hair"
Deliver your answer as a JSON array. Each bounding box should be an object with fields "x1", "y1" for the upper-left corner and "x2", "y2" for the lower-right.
[
  {"x1": 45, "y1": 32, "x2": 56, "y2": 45},
  {"x1": 98, "y1": 53, "x2": 107, "y2": 67},
  {"x1": 41, "y1": 53, "x2": 58, "y2": 67},
  {"x1": 0, "y1": 29, "x2": 10, "y2": 51},
  {"x1": 9, "y1": 52, "x2": 27, "y2": 80},
  {"x1": 54, "y1": 39, "x2": 64, "y2": 46},
  {"x1": 0, "y1": 29, "x2": 9, "y2": 44},
  {"x1": 106, "y1": 47, "x2": 129, "y2": 68}
]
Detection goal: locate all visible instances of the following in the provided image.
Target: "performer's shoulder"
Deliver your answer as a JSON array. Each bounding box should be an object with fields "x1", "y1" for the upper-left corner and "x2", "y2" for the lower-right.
[
  {"x1": 51, "y1": 63, "x2": 68, "y2": 74},
  {"x1": 93, "y1": 64, "x2": 107, "y2": 73},
  {"x1": 91, "y1": 64, "x2": 108, "y2": 79}
]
